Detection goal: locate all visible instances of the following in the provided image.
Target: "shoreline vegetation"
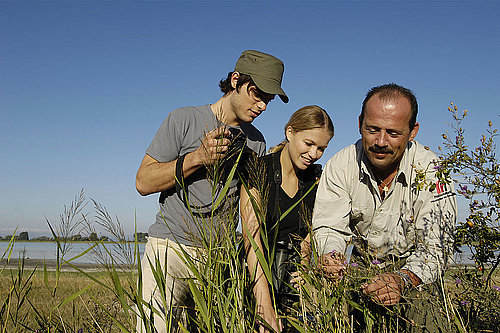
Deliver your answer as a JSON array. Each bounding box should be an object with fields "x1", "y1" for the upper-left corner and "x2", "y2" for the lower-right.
[
  {"x1": 0, "y1": 258, "x2": 134, "y2": 272},
  {"x1": 0, "y1": 232, "x2": 148, "y2": 243},
  {"x1": 0, "y1": 257, "x2": 481, "y2": 275},
  {"x1": 0, "y1": 239, "x2": 147, "y2": 244},
  {"x1": 0, "y1": 244, "x2": 478, "y2": 270},
  {"x1": 0, "y1": 256, "x2": 496, "y2": 332}
]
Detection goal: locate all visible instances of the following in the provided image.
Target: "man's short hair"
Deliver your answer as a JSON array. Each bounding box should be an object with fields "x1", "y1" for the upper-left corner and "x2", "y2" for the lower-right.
[
  {"x1": 360, "y1": 83, "x2": 418, "y2": 130},
  {"x1": 219, "y1": 71, "x2": 255, "y2": 95},
  {"x1": 219, "y1": 71, "x2": 274, "y2": 103}
]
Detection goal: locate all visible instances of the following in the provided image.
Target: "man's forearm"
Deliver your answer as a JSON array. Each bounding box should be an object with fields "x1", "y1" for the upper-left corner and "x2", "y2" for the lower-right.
[
  {"x1": 136, "y1": 127, "x2": 233, "y2": 196},
  {"x1": 136, "y1": 152, "x2": 203, "y2": 196}
]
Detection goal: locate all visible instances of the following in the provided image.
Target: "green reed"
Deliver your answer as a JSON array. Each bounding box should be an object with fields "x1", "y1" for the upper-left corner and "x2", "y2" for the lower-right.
[{"x1": 1, "y1": 104, "x2": 499, "y2": 332}]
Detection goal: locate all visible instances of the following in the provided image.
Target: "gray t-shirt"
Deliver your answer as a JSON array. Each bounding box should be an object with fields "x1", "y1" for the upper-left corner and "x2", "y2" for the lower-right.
[{"x1": 146, "y1": 105, "x2": 266, "y2": 245}]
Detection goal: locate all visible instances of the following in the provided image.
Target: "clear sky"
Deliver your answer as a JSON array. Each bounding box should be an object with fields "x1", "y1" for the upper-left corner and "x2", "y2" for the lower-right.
[{"x1": 1, "y1": 1, "x2": 499, "y2": 237}]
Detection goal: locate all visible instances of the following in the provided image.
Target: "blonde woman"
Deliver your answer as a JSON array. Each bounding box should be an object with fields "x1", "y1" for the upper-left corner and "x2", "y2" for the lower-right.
[{"x1": 241, "y1": 105, "x2": 334, "y2": 332}]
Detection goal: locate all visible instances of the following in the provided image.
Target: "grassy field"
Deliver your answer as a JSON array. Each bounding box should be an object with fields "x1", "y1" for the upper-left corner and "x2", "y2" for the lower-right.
[
  {"x1": 0, "y1": 267, "x2": 135, "y2": 332},
  {"x1": 1, "y1": 263, "x2": 498, "y2": 333}
]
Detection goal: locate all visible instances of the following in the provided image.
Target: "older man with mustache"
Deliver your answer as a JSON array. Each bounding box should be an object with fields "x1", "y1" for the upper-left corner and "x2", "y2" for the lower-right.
[{"x1": 312, "y1": 83, "x2": 457, "y2": 332}]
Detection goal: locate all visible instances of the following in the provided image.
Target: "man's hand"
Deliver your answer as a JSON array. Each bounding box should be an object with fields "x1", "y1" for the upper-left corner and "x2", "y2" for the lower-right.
[
  {"x1": 361, "y1": 272, "x2": 404, "y2": 305},
  {"x1": 318, "y1": 252, "x2": 346, "y2": 280},
  {"x1": 193, "y1": 127, "x2": 232, "y2": 165}
]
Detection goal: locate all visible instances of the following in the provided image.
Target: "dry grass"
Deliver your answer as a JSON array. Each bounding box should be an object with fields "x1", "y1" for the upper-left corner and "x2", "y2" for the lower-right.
[
  {"x1": 0, "y1": 267, "x2": 135, "y2": 332},
  {"x1": 2, "y1": 266, "x2": 497, "y2": 333}
]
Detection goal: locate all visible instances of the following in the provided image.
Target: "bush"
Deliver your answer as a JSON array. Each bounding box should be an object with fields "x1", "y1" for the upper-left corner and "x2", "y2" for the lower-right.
[{"x1": 436, "y1": 103, "x2": 500, "y2": 330}]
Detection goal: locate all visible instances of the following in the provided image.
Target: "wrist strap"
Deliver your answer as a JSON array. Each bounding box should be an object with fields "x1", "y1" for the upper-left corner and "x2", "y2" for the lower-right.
[
  {"x1": 174, "y1": 153, "x2": 223, "y2": 216},
  {"x1": 395, "y1": 270, "x2": 412, "y2": 291},
  {"x1": 175, "y1": 154, "x2": 188, "y2": 202}
]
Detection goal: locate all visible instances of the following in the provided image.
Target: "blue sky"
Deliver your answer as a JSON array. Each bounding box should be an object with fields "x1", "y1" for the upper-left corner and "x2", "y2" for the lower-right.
[{"x1": 1, "y1": 1, "x2": 499, "y2": 237}]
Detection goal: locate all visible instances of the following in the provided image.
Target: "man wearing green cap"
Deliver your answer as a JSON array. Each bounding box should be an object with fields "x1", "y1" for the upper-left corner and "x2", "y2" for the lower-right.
[{"x1": 135, "y1": 50, "x2": 288, "y2": 332}]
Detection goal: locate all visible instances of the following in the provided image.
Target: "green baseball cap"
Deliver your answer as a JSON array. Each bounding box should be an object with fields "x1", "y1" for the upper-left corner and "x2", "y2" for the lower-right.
[{"x1": 234, "y1": 50, "x2": 288, "y2": 103}]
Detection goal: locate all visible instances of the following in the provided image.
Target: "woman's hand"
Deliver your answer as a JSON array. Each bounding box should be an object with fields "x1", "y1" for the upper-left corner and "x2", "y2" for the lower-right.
[{"x1": 290, "y1": 270, "x2": 304, "y2": 289}]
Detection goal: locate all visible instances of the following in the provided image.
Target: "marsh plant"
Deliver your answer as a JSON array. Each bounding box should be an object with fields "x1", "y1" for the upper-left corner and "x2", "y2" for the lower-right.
[
  {"x1": 1, "y1": 104, "x2": 498, "y2": 332},
  {"x1": 436, "y1": 103, "x2": 500, "y2": 331},
  {"x1": 0, "y1": 191, "x2": 133, "y2": 332}
]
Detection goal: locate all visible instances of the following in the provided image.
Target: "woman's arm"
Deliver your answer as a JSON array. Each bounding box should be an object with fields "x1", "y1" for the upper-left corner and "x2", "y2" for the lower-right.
[{"x1": 241, "y1": 185, "x2": 281, "y2": 332}]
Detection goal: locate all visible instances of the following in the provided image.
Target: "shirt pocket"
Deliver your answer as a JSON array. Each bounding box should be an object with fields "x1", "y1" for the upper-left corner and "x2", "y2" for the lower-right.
[
  {"x1": 350, "y1": 202, "x2": 373, "y2": 237},
  {"x1": 393, "y1": 212, "x2": 415, "y2": 251}
]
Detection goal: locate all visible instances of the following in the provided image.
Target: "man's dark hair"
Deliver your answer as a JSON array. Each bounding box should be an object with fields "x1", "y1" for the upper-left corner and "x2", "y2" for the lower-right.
[
  {"x1": 360, "y1": 83, "x2": 418, "y2": 130},
  {"x1": 219, "y1": 72, "x2": 255, "y2": 95},
  {"x1": 219, "y1": 71, "x2": 275, "y2": 104}
]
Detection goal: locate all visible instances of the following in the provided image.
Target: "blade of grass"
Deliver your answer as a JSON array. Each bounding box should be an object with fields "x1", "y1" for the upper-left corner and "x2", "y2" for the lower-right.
[
  {"x1": 211, "y1": 143, "x2": 244, "y2": 214},
  {"x1": 187, "y1": 279, "x2": 211, "y2": 330}
]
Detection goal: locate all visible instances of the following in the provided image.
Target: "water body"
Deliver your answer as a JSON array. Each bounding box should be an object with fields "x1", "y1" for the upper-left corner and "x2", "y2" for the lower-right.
[
  {"x1": 2, "y1": 241, "x2": 474, "y2": 265},
  {"x1": 1, "y1": 241, "x2": 145, "y2": 265}
]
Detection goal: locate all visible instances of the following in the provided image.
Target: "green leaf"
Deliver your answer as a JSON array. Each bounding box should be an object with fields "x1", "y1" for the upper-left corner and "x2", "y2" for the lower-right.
[
  {"x1": 212, "y1": 143, "x2": 245, "y2": 214},
  {"x1": 241, "y1": 220, "x2": 273, "y2": 285},
  {"x1": 188, "y1": 279, "x2": 211, "y2": 329}
]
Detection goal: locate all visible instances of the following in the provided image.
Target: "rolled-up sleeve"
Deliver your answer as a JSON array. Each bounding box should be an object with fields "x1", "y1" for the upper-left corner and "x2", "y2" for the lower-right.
[{"x1": 312, "y1": 152, "x2": 353, "y2": 256}]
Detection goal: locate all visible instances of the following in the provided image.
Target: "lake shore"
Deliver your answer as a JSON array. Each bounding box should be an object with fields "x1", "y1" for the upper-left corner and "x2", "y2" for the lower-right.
[{"x1": 1, "y1": 258, "x2": 133, "y2": 272}]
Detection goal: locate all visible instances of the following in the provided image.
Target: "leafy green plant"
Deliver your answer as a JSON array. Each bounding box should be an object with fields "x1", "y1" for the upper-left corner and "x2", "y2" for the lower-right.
[
  {"x1": 436, "y1": 103, "x2": 500, "y2": 331},
  {"x1": 439, "y1": 104, "x2": 499, "y2": 272}
]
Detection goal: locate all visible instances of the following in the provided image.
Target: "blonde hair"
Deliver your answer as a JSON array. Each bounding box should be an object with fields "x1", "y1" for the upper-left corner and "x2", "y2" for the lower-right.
[{"x1": 269, "y1": 105, "x2": 334, "y2": 153}]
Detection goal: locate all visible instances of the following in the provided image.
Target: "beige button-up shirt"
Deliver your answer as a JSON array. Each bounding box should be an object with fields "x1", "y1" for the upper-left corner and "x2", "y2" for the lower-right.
[{"x1": 312, "y1": 140, "x2": 456, "y2": 284}]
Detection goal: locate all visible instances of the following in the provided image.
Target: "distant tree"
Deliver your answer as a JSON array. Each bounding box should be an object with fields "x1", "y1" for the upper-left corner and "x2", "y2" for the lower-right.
[
  {"x1": 71, "y1": 234, "x2": 83, "y2": 242},
  {"x1": 136, "y1": 232, "x2": 148, "y2": 243},
  {"x1": 18, "y1": 232, "x2": 29, "y2": 241},
  {"x1": 99, "y1": 235, "x2": 109, "y2": 242},
  {"x1": 89, "y1": 232, "x2": 98, "y2": 241},
  {"x1": 32, "y1": 236, "x2": 51, "y2": 242}
]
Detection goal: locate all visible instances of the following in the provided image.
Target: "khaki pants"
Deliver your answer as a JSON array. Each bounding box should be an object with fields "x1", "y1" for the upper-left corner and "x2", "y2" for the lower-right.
[
  {"x1": 136, "y1": 237, "x2": 199, "y2": 333},
  {"x1": 349, "y1": 250, "x2": 456, "y2": 333},
  {"x1": 404, "y1": 282, "x2": 457, "y2": 333}
]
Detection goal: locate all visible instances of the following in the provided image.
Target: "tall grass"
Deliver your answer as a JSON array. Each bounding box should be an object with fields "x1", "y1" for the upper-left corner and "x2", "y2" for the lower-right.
[
  {"x1": 0, "y1": 269, "x2": 131, "y2": 332},
  {"x1": 1, "y1": 105, "x2": 499, "y2": 332},
  {"x1": 0, "y1": 186, "x2": 484, "y2": 333},
  {"x1": 0, "y1": 178, "x2": 457, "y2": 333}
]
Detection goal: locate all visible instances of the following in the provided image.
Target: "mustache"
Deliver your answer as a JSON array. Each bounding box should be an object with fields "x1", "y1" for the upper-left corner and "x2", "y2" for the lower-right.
[{"x1": 369, "y1": 146, "x2": 394, "y2": 154}]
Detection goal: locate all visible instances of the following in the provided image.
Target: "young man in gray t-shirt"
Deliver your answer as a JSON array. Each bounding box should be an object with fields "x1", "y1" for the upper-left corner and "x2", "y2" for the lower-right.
[{"x1": 135, "y1": 50, "x2": 288, "y2": 332}]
